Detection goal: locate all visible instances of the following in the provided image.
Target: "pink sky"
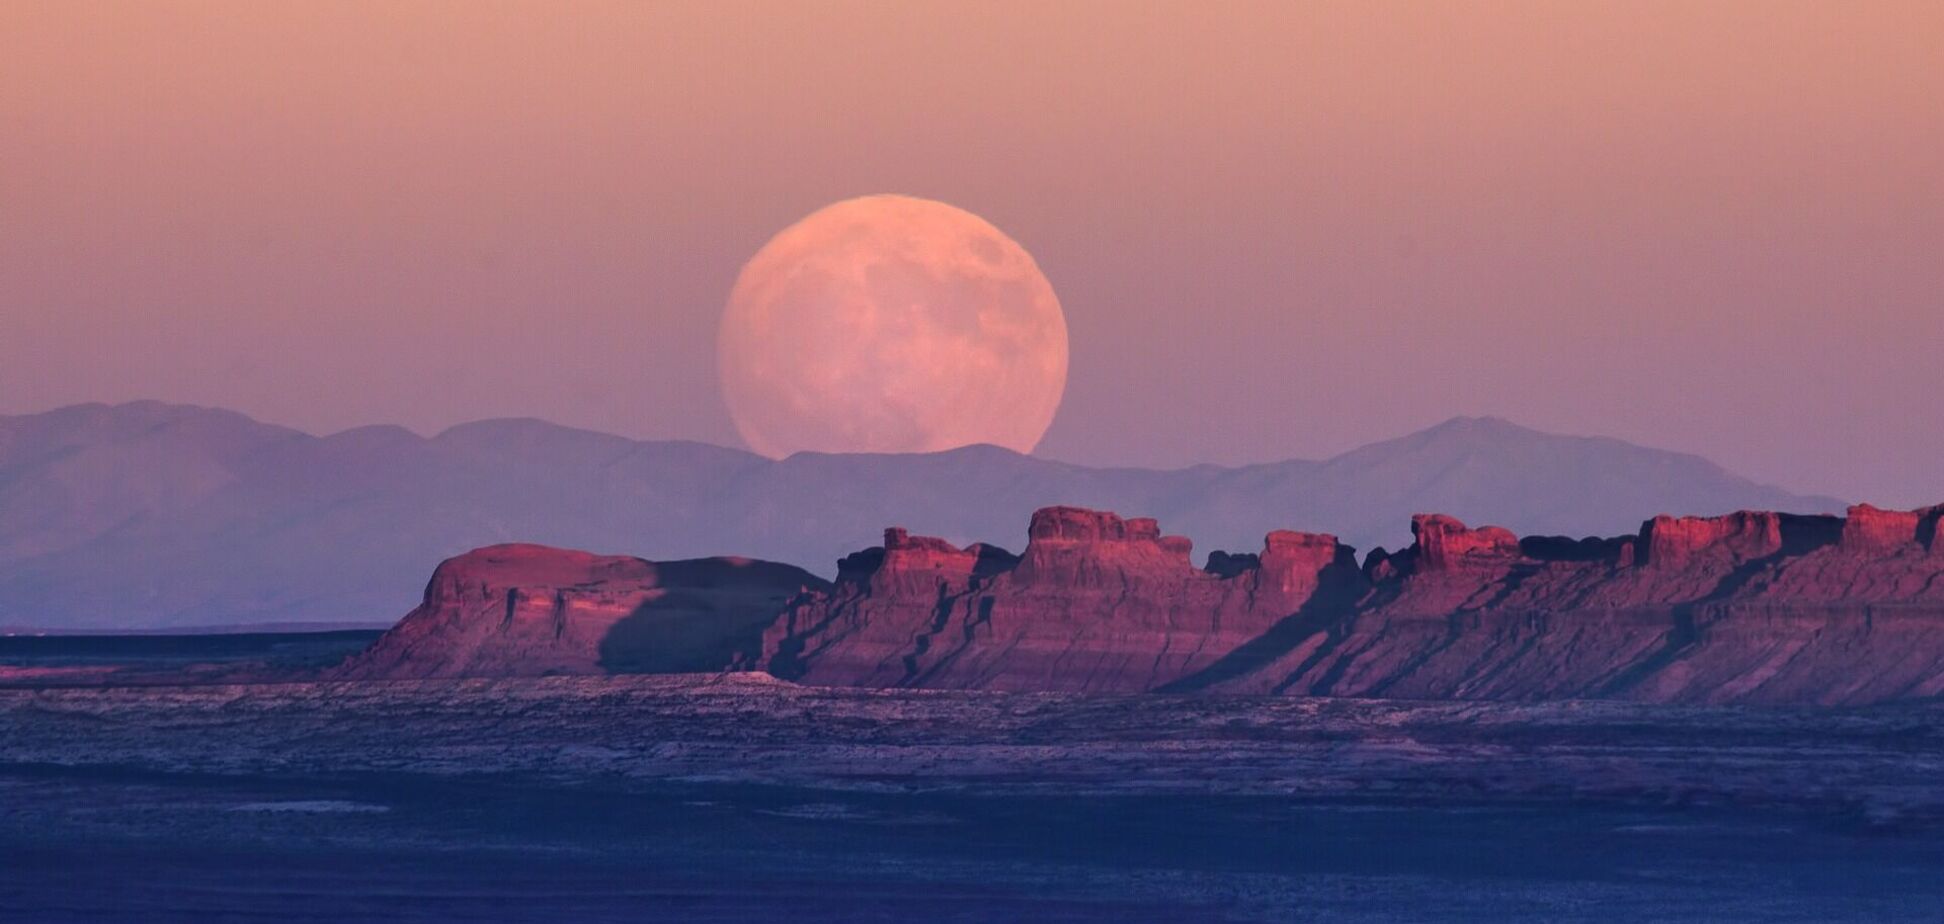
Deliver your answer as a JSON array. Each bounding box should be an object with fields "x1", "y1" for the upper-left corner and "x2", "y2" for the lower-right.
[{"x1": 2, "y1": 2, "x2": 1939, "y2": 504}]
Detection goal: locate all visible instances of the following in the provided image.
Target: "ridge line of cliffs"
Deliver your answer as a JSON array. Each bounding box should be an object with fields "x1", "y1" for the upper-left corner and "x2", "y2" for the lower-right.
[
  {"x1": 330, "y1": 545, "x2": 827, "y2": 681},
  {"x1": 336, "y1": 503, "x2": 1944, "y2": 705}
]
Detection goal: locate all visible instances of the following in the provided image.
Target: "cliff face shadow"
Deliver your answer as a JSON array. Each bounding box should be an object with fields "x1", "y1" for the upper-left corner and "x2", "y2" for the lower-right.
[
  {"x1": 597, "y1": 559, "x2": 826, "y2": 675},
  {"x1": 971, "y1": 544, "x2": 1021, "y2": 578},
  {"x1": 595, "y1": 591, "x2": 773, "y2": 673},
  {"x1": 1779, "y1": 514, "x2": 1844, "y2": 556},
  {"x1": 766, "y1": 632, "x2": 810, "y2": 681},
  {"x1": 1701, "y1": 514, "x2": 1846, "y2": 604},
  {"x1": 1156, "y1": 563, "x2": 1366, "y2": 694}
]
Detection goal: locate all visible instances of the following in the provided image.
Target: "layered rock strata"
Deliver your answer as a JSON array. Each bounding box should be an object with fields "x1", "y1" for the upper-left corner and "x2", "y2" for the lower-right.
[
  {"x1": 335, "y1": 501, "x2": 1944, "y2": 705},
  {"x1": 332, "y1": 544, "x2": 824, "y2": 680},
  {"x1": 764, "y1": 508, "x2": 1362, "y2": 692},
  {"x1": 765, "y1": 503, "x2": 1944, "y2": 704}
]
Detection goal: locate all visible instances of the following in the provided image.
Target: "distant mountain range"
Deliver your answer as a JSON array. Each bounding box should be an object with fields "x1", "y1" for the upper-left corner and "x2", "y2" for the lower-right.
[{"x1": 0, "y1": 401, "x2": 1841, "y2": 629}]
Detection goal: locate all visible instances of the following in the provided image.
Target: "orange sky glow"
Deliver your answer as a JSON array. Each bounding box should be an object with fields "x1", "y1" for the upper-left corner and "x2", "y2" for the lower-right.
[{"x1": 2, "y1": 1, "x2": 1939, "y2": 503}]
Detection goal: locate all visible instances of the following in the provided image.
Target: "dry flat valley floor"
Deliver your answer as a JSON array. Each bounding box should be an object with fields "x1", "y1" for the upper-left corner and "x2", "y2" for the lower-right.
[{"x1": 4, "y1": 673, "x2": 1944, "y2": 921}]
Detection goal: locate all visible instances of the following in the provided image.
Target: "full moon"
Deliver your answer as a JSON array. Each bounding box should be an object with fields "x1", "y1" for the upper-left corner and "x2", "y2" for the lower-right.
[{"x1": 718, "y1": 195, "x2": 1069, "y2": 458}]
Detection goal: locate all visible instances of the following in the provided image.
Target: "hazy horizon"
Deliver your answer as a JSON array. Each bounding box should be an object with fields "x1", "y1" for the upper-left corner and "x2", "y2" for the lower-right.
[
  {"x1": 5, "y1": 1, "x2": 1939, "y2": 505},
  {"x1": 4, "y1": 397, "x2": 1859, "y2": 505}
]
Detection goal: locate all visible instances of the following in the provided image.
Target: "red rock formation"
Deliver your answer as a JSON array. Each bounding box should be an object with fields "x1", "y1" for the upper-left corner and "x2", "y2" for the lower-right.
[
  {"x1": 765, "y1": 507, "x2": 1363, "y2": 692},
  {"x1": 1010, "y1": 507, "x2": 1198, "y2": 586},
  {"x1": 1206, "y1": 503, "x2": 1944, "y2": 703},
  {"x1": 1841, "y1": 503, "x2": 1944, "y2": 556},
  {"x1": 862, "y1": 527, "x2": 1013, "y2": 593},
  {"x1": 1842, "y1": 504, "x2": 1924, "y2": 552},
  {"x1": 335, "y1": 501, "x2": 1944, "y2": 706},
  {"x1": 332, "y1": 544, "x2": 824, "y2": 680},
  {"x1": 1256, "y1": 530, "x2": 1355, "y2": 607},
  {"x1": 1410, "y1": 514, "x2": 1521, "y2": 571},
  {"x1": 766, "y1": 503, "x2": 1944, "y2": 705},
  {"x1": 1640, "y1": 511, "x2": 1783, "y2": 568}
]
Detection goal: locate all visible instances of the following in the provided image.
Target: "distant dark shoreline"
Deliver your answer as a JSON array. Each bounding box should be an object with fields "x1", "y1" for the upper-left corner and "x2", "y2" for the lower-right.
[
  {"x1": 0, "y1": 629, "x2": 384, "y2": 671},
  {"x1": 0, "y1": 624, "x2": 391, "y2": 638}
]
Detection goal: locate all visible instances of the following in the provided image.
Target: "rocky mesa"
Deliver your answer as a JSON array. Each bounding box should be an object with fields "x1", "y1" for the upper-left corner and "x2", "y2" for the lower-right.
[
  {"x1": 331, "y1": 544, "x2": 825, "y2": 680},
  {"x1": 764, "y1": 502, "x2": 1944, "y2": 705},
  {"x1": 763, "y1": 507, "x2": 1363, "y2": 692},
  {"x1": 327, "y1": 502, "x2": 1944, "y2": 706}
]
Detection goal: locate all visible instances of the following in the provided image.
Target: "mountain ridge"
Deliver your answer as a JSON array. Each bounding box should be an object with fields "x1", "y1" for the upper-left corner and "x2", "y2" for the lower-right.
[{"x1": 0, "y1": 401, "x2": 1842, "y2": 628}]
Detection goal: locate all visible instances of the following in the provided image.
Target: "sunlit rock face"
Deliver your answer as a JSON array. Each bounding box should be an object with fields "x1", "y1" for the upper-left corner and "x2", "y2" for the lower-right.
[
  {"x1": 763, "y1": 506, "x2": 1366, "y2": 693},
  {"x1": 320, "y1": 505, "x2": 1944, "y2": 706},
  {"x1": 1841, "y1": 503, "x2": 1944, "y2": 553},
  {"x1": 718, "y1": 195, "x2": 1068, "y2": 458},
  {"x1": 330, "y1": 544, "x2": 825, "y2": 680},
  {"x1": 761, "y1": 503, "x2": 1944, "y2": 704},
  {"x1": 1409, "y1": 514, "x2": 1521, "y2": 572}
]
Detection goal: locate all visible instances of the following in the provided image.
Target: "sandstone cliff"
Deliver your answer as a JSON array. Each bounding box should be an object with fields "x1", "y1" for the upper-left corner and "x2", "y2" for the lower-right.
[
  {"x1": 331, "y1": 544, "x2": 824, "y2": 680},
  {"x1": 764, "y1": 503, "x2": 1944, "y2": 705},
  {"x1": 765, "y1": 507, "x2": 1364, "y2": 692},
  {"x1": 334, "y1": 501, "x2": 1944, "y2": 705}
]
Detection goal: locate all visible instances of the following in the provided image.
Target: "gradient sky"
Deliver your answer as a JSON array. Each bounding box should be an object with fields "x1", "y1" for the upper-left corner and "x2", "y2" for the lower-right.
[{"x1": 3, "y1": 1, "x2": 1939, "y2": 505}]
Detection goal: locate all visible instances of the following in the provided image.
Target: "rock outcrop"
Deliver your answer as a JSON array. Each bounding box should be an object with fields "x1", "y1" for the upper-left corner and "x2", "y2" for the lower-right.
[
  {"x1": 765, "y1": 507, "x2": 1363, "y2": 692},
  {"x1": 764, "y1": 504, "x2": 1944, "y2": 705},
  {"x1": 1410, "y1": 514, "x2": 1522, "y2": 571},
  {"x1": 1841, "y1": 503, "x2": 1944, "y2": 554},
  {"x1": 331, "y1": 501, "x2": 1944, "y2": 705},
  {"x1": 331, "y1": 544, "x2": 825, "y2": 680}
]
